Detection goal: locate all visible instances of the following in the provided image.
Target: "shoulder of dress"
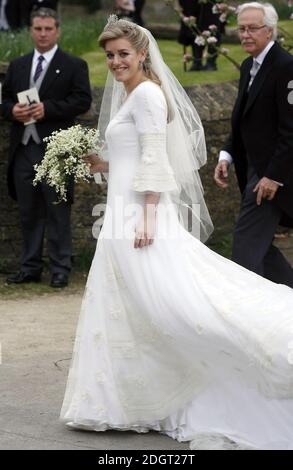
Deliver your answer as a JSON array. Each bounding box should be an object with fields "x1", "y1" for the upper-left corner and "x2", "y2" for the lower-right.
[
  {"x1": 131, "y1": 81, "x2": 166, "y2": 105},
  {"x1": 135, "y1": 80, "x2": 163, "y2": 95}
]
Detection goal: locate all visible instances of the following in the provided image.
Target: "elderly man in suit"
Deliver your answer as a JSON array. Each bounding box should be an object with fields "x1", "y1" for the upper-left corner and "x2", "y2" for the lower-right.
[
  {"x1": 214, "y1": 2, "x2": 293, "y2": 287},
  {"x1": 2, "y1": 7, "x2": 92, "y2": 287}
]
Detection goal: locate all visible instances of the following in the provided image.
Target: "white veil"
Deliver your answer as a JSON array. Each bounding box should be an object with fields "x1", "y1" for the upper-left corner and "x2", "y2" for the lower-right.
[{"x1": 96, "y1": 17, "x2": 213, "y2": 242}]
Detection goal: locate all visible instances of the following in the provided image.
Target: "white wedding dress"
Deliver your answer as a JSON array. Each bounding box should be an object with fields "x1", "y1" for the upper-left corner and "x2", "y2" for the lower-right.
[{"x1": 60, "y1": 81, "x2": 293, "y2": 450}]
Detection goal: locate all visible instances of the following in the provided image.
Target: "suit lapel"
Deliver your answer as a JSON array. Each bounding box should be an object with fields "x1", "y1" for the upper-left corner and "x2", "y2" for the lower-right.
[
  {"x1": 232, "y1": 59, "x2": 251, "y2": 122},
  {"x1": 21, "y1": 53, "x2": 34, "y2": 90},
  {"x1": 39, "y1": 48, "x2": 63, "y2": 97},
  {"x1": 243, "y1": 43, "x2": 279, "y2": 116}
]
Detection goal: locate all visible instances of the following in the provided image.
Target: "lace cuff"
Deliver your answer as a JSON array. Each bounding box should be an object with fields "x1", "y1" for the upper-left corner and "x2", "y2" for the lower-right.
[{"x1": 132, "y1": 134, "x2": 178, "y2": 192}]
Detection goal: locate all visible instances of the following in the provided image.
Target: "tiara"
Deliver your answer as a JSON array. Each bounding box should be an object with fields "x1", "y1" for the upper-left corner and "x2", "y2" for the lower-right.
[
  {"x1": 105, "y1": 14, "x2": 137, "y2": 30},
  {"x1": 106, "y1": 14, "x2": 119, "y2": 27}
]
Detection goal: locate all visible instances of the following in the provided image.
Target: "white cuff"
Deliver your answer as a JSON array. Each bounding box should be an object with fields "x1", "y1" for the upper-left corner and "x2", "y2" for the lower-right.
[
  {"x1": 219, "y1": 150, "x2": 233, "y2": 165},
  {"x1": 272, "y1": 180, "x2": 284, "y2": 187}
]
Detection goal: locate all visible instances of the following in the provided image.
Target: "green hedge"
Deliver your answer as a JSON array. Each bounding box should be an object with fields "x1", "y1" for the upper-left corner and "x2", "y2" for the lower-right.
[{"x1": 0, "y1": 15, "x2": 105, "y2": 62}]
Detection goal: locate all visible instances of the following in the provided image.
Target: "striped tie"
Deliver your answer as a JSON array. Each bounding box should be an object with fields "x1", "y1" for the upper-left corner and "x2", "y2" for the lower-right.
[
  {"x1": 248, "y1": 59, "x2": 260, "y2": 90},
  {"x1": 33, "y1": 55, "x2": 45, "y2": 82}
]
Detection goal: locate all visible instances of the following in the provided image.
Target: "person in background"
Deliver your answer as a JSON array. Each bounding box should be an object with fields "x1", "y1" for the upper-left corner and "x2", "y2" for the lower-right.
[
  {"x1": 133, "y1": 0, "x2": 145, "y2": 26},
  {"x1": 4, "y1": 0, "x2": 58, "y2": 29},
  {"x1": 114, "y1": 0, "x2": 135, "y2": 20},
  {"x1": 1, "y1": 8, "x2": 92, "y2": 288},
  {"x1": 214, "y1": 2, "x2": 293, "y2": 287},
  {"x1": 178, "y1": 0, "x2": 224, "y2": 71}
]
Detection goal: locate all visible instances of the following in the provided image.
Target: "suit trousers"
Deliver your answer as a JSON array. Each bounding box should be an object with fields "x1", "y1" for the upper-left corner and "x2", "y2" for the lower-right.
[
  {"x1": 232, "y1": 164, "x2": 293, "y2": 288},
  {"x1": 13, "y1": 141, "x2": 72, "y2": 275}
]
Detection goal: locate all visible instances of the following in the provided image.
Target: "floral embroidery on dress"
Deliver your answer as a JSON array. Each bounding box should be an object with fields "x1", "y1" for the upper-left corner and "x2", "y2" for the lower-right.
[
  {"x1": 94, "y1": 405, "x2": 106, "y2": 415},
  {"x1": 110, "y1": 341, "x2": 136, "y2": 358},
  {"x1": 81, "y1": 391, "x2": 91, "y2": 402},
  {"x1": 95, "y1": 371, "x2": 107, "y2": 384},
  {"x1": 93, "y1": 330, "x2": 103, "y2": 347},
  {"x1": 109, "y1": 307, "x2": 122, "y2": 320}
]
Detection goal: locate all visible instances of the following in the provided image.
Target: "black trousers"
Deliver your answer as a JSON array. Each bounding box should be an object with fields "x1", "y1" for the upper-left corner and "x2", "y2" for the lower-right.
[
  {"x1": 13, "y1": 141, "x2": 72, "y2": 275},
  {"x1": 232, "y1": 165, "x2": 293, "y2": 288}
]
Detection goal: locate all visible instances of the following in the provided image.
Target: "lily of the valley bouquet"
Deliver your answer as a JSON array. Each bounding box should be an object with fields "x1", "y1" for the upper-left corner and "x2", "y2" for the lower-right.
[{"x1": 33, "y1": 124, "x2": 103, "y2": 203}]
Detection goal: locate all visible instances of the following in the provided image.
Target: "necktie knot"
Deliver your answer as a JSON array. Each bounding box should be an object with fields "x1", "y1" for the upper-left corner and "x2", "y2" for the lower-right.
[{"x1": 34, "y1": 55, "x2": 45, "y2": 82}]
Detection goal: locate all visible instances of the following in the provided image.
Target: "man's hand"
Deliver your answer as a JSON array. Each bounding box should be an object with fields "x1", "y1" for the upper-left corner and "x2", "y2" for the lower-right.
[
  {"x1": 29, "y1": 102, "x2": 45, "y2": 121},
  {"x1": 214, "y1": 160, "x2": 229, "y2": 189},
  {"x1": 12, "y1": 103, "x2": 33, "y2": 123},
  {"x1": 253, "y1": 177, "x2": 279, "y2": 205}
]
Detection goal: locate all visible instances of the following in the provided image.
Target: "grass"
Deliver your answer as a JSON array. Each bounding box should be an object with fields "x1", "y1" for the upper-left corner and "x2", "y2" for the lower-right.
[
  {"x1": 1, "y1": 17, "x2": 291, "y2": 79},
  {"x1": 83, "y1": 19, "x2": 293, "y2": 87},
  {"x1": 83, "y1": 41, "x2": 246, "y2": 87},
  {"x1": 0, "y1": 271, "x2": 87, "y2": 299},
  {"x1": 0, "y1": 15, "x2": 106, "y2": 62},
  {"x1": 207, "y1": 233, "x2": 233, "y2": 260}
]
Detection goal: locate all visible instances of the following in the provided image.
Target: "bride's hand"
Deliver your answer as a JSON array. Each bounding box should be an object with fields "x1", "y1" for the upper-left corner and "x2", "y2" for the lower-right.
[
  {"x1": 82, "y1": 153, "x2": 104, "y2": 174},
  {"x1": 134, "y1": 206, "x2": 156, "y2": 249}
]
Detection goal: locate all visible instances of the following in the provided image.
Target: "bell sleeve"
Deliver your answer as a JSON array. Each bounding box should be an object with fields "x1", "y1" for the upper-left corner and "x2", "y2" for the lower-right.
[{"x1": 130, "y1": 83, "x2": 178, "y2": 193}]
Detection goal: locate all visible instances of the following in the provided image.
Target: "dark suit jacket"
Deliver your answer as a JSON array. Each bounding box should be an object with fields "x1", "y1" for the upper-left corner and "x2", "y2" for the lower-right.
[
  {"x1": 1, "y1": 47, "x2": 92, "y2": 201},
  {"x1": 223, "y1": 42, "x2": 293, "y2": 225},
  {"x1": 5, "y1": 0, "x2": 59, "y2": 29}
]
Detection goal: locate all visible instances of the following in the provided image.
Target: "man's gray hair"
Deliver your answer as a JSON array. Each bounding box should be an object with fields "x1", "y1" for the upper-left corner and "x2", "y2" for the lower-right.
[
  {"x1": 237, "y1": 2, "x2": 278, "y2": 40},
  {"x1": 30, "y1": 8, "x2": 60, "y2": 27}
]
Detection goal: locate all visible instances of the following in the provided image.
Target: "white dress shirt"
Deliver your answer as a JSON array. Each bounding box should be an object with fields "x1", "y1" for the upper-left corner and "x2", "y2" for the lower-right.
[
  {"x1": 31, "y1": 44, "x2": 58, "y2": 80},
  {"x1": 0, "y1": 0, "x2": 9, "y2": 30},
  {"x1": 219, "y1": 41, "x2": 275, "y2": 166}
]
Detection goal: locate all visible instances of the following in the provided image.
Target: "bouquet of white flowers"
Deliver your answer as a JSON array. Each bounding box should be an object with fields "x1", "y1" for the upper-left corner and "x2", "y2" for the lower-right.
[{"x1": 33, "y1": 124, "x2": 103, "y2": 203}]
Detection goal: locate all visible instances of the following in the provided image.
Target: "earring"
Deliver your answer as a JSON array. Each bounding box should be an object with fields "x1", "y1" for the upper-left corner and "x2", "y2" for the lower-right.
[{"x1": 138, "y1": 60, "x2": 143, "y2": 70}]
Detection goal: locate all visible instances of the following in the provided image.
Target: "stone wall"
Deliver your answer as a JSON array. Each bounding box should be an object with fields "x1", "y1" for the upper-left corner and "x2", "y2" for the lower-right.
[{"x1": 0, "y1": 66, "x2": 240, "y2": 272}]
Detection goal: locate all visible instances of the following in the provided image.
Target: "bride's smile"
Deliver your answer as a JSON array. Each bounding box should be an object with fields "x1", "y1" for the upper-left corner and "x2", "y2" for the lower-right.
[{"x1": 105, "y1": 37, "x2": 147, "y2": 93}]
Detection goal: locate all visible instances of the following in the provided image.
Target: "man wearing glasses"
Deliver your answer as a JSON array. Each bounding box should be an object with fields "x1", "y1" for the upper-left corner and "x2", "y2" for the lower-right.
[{"x1": 214, "y1": 2, "x2": 293, "y2": 287}]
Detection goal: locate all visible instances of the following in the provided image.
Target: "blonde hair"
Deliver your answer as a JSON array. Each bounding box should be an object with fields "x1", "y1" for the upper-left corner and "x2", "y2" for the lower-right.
[{"x1": 98, "y1": 19, "x2": 161, "y2": 86}]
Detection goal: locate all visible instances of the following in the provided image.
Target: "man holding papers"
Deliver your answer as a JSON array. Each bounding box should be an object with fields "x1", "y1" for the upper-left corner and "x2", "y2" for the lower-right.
[{"x1": 2, "y1": 7, "x2": 92, "y2": 287}]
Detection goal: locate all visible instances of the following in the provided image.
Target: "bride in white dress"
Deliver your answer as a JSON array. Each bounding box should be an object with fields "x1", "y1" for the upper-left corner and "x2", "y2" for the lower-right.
[{"x1": 60, "y1": 16, "x2": 293, "y2": 450}]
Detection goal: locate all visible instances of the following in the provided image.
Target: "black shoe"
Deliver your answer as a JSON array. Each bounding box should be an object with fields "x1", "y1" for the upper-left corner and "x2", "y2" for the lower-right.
[
  {"x1": 50, "y1": 273, "x2": 68, "y2": 288},
  {"x1": 6, "y1": 271, "x2": 41, "y2": 284},
  {"x1": 189, "y1": 60, "x2": 203, "y2": 72},
  {"x1": 202, "y1": 61, "x2": 217, "y2": 71}
]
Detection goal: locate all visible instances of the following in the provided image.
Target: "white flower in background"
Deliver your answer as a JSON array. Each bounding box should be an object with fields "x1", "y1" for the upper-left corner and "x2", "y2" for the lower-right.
[
  {"x1": 202, "y1": 30, "x2": 211, "y2": 38},
  {"x1": 182, "y1": 15, "x2": 196, "y2": 26},
  {"x1": 212, "y1": 3, "x2": 227, "y2": 14},
  {"x1": 207, "y1": 36, "x2": 218, "y2": 44},
  {"x1": 33, "y1": 125, "x2": 103, "y2": 203},
  {"x1": 220, "y1": 47, "x2": 230, "y2": 55},
  {"x1": 219, "y1": 13, "x2": 227, "y2": 23},
  {"x1": 209, "y1": 24, "x2": 218, "y2": 32},
  {"x1": 183, "y1": 53, "x2": 193, "y2": 63},
  {"x1": 194, "y1": 35, "x2": 205, "y2": 46}
]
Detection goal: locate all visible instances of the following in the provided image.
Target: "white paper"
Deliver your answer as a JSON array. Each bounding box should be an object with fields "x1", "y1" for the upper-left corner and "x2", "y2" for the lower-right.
[
  {"x1": 17, "y1": 87, "x2": 40, "y2": 125},
  {"x1": 94, "y1": 172, "x2": 102, "y2": 184}
]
